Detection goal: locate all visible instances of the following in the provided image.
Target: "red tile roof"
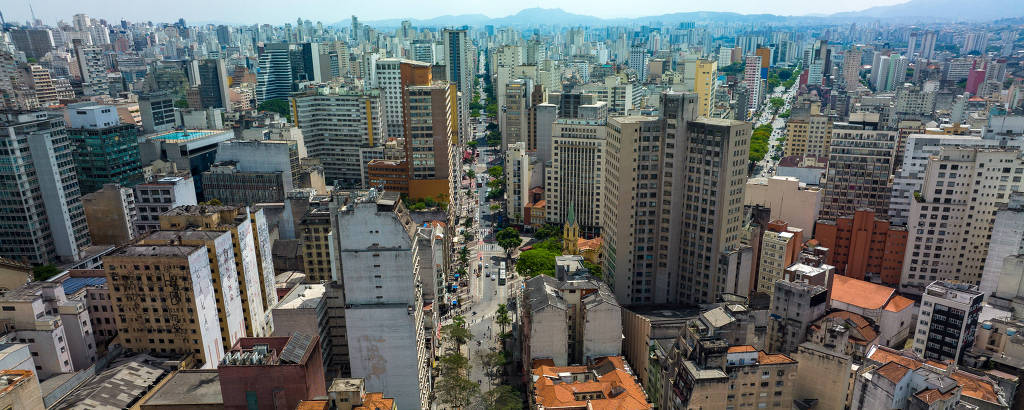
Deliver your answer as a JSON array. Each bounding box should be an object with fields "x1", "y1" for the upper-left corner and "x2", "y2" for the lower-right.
[
  {"x1": 830, "y1": 275, "x2": 896, "y2": 310},
  {"x1": 532, "y1": 356, "x2": 651, "y2": 410}
]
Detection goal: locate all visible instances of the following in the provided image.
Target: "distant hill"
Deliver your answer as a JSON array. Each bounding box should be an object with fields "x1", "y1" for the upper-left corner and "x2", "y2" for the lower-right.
[
  {"x1": 339, "y1": 3, "x2": 1024, "y2": 28},
  {"x1": 830, "y1": 0, "x2": 1024, "y2": 21}
]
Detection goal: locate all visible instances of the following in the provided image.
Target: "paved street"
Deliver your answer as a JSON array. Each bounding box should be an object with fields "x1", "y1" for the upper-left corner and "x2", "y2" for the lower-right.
[{"x1": 754, "y1": 82, "x2": 799, "y2": 177}]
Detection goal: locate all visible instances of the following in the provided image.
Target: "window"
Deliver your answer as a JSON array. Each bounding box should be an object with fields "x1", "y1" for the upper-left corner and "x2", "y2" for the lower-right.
[{"x1": 1, "y1": 306, "x2": 13, "y2": 311}]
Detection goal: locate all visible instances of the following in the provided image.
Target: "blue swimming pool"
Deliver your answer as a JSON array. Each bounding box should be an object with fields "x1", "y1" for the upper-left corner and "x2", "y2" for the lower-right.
[{"x1": 149, "y1": 130, "x2": 216, "y2": 141}]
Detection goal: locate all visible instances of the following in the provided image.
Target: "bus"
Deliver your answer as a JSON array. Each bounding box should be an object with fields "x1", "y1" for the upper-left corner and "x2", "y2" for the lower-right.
[
  {"x1": 500, "y1": 261, "x2": 506, "y2": 271},
  {"x1": 498, "y1": 270, "x2": 507, "y2": 285}
]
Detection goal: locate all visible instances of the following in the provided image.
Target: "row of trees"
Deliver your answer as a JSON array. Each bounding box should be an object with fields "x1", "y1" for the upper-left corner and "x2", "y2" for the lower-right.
[
  {"x1": 436, "y1": 313, "x2": 521, "y2": 409},
  {"x1": 749, "y1": 123, "x2": 774, "y2": 163}
]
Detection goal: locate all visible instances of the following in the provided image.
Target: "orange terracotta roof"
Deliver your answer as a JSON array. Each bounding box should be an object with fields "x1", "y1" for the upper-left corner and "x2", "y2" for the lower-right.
[
  {"x1": 915, "y1": 388, "x2": 955, "y2": 404},
  {"x1": 867, "y1": 347, "x2": 923, "y2": 370},
  {"x1": 818, "y1": 311, "x2": 878, "y2": 345},
  {"x1": 830, "y1": 275, "x2": 896, "y2": 310},
  {"x1": 951, "y1": 371, "x2": 1001, "y2": 404},
  {"x1": 528, "y1": 200, "x2": 546, "y2": 208},
  {"x1": 757, "y1": 351, "x2": 796, "y2": 365},
  {"x1": 354, "y1": 393, "x2": 395, "y2": 410},
  {"x1": 727, "y1": 345, "x2": 757, "y2": 353},
  {"x1": 532, "y1": 356, "x2": 651, "y2": 410},
  {"x1": 295, "y1": 400, "x2": 329, "y2": 410},
  {"x1": 876, "y1": 362, "x2": 912, "y2": 384},
  {"x1": 885, "y1": 295, "x2": 915, "y2": 312},
  {"x1": 578, "y1": 237, "x2": 603, "y2": 250},
  {"x1": 924, "y1": 360, "x2": 949, "y2": 370}
]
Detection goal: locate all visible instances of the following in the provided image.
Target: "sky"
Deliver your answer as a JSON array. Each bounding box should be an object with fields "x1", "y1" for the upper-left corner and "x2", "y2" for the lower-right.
[{"x1": 3, "y1": 0, "x2": 911, "y2": 25}]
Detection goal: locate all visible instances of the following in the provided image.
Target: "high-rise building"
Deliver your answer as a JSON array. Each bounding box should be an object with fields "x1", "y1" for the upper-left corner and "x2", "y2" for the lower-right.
[
  {"x1": 158, "y1": 205, "x2": 277, "y2": 337},
  {"x1": 544, "y1": 119, "x2": 607, "y2": 237},
  {"x1": 694, "y1": 59, "x2": 718, "y2": 117},
  {"x1": 104, "y1": 244, "x2": 225, "y2": 368},
  {"x1": 783, "y1": 102, "x2": 833, "y2": 158},
  {"x1": 66, "y1": 105, "x2": 143, "y2": 194},
  {"x1": 755, "y1": 220, "x2": 804, "y2": 295},
  {"x1": 256, "y1": 43, "x2": 293, "y2": 104},
  {"x1": 521, "y1": 274, "x2": 621, "y2": 368},
  {"x1": 291, "y1": 85, "x2": 385, "y2": 188},
  {"x1": 201, "y1": 140, "x2": 301, "y2": 205},
  {"x1": 982, "y1": 192, "x2": 1024, "y2": 301},
  {"x1": 134, "y1": 175, "x2": 199, "y2": 234},
  {"x1": 73, "y1": 40, "x2": 107, "y2": 96},
  {"x1": 818, "y1": 125, "x2": 897, "y2": 222},
  {"x1": 0, "y1": 111, "x2": 91, "y2": 265},
  {"x1": 138, "y1": 91, "x2": 177, "y2": 134},
  {"x1": 191, "y1": 59, "x2": 232, "y2": 111},
  {"x1": 442, "y1": 29, "x2": 472, "y2": 96},
  {"x1": 602, "y1": 115, "x2": 661, "y2": 302},
  {"x1": 0, "y1": 282, "x2": 95, "y2": 379},
  {"x1": 842, "y1": 48, "x2": 863, "y2": 89},
  {"x1": 629, "y1": 47, "x2": 649, "y2": 83},
  {"x1": 900, "y1": 147, "x2": 1024, "y2": 294},
  {"x1": 912, "y1": 281, "x2": 984, "y2": 364},
  {"x1": 814, "y1": 209, "x2": 907, "y2": 286},
  {"x1": 404, "y1": 83, "x2": 458, "y2": 203},
  {"x1": 82, "y1": 183, "x2": 138, "y2": 245},
  {"x1": 9, "y1": 29, "x2": 54, "y2": 60},
  {"x1": 139, "y1": 229, "x2": 247, "y2": 348},
  {"x1": 319, "y1": 192, "x2": 431, "y2": 409},
  {"x1": 373, "y1": 58, "x2": 431, "y2": 140},
  {"x1": 743, "y1": 55, "x2": 762, "y2": 111}
]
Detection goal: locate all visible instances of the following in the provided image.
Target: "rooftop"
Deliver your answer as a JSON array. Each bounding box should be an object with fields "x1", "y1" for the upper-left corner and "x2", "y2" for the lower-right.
[
  {"x1": 146, "y1": 130, "x2": 220, "y2": 142},
  {"x1": 830, "y1": 275, "x2": 896, "y2": 310},
  {"x1": 354, "y1": 392, "x2": 396, "y2": 410},
  {"x1": 140, "y1": 370, "x2": 222, "y2": 407},
  {"x1": 61, "y1": 276, "x2": 106, "y2": 295},
  {"x1": 532, "y1": 356, "x2": 650, "y2": 410},
  {"x1": 52, "y1": 354, "x2": 171, "y2": 409},
  {"x1": 109, "y1": 245, "x2": 203, "y2": 258},
  {"x1": 274, "y1": 284, "x2": 326, "y2": 310}
]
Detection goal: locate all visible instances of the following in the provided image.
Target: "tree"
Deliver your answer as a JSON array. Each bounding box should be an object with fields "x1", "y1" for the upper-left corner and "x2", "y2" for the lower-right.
[
  {"x1": 778, "y1": 70, "x2": 793, "y2": 81},
  {"x1": 257, "y1": 98, "x2": 291, "y2": 121},
  {"x1": 443, "y1": 315, "x2": 473, "y2": 351},
  {"x1": 201, "y1": 198, "x2": 222, "y2": 206},
  {"x1": 496, "y1": 304, "x2": 512, "y2": 335},
  {"x1": 515, "y1": 248, "x2": 558, "y2": 277},
  {"x1": 467, "y1": 141, "x2": 479, "y2": 149},
  {"x1": 487, "y1": 166, "x2": 504, "y2": 179},
  {"x1": 482, "y1": 385, "x2": 524, "y2": 410},
  {"x1": 583, "y1": 260, "x2": 603, "y2": 278},
  {"x1": 174, "y1": 98, "x2": 190, "y2": 108},
  {"x1": 480, "y1": 350, "x2": 508, "y2": 378},
  {"x1": 769, "y1": 97, "x2": 785, "y2": 110},
  {"x1": 496, "y1": 227, "x2": 523, "y2": 261},
  {"x1": 33, "y1": 264, "x2": 60, "y2": 281},
  {"x1": 436, "y1": 352, "x2": 479, "y2": 408},
  {"x1": 533, "y1": 223, "x2": 561, "y2": 241}
]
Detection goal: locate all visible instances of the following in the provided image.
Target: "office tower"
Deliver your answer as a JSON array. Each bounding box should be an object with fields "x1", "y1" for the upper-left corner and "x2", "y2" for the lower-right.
[
  {"x1": 743, "y1": 55, "x2": 762, "y2": 111},
  {"x1": 202, "y1": 140, "x2": 301, "y2": 205},
  {"x1": 139, "y1": 229, "x2": 247, "y2": 348},
  {"x1": 66, "y1": 105, "x2": 143, "y2": 194},
  {"x1": 602, "y1": 115, "x2": 659, "y2": 303},
  {"x1": 404, "y1": 83, "x2": 458, "y2": 202},
  {"x1": 629, "y1": 47, "x2": 648, "y2": 83},
  {"x1": 694, "y1": 59, "x2": 717, "y2": 117},
  {"x1": 139, "y1": 91, "x2": 177, "y2": 134},
  {"x1": 291, "y1": 85, "x2": 385, "y2": 188},
  {"x1": 502, "y1": 78, "x2": 532, "y2": 149},
  {"x1": 217, "y1": 334, "x2": 327, "y2": 409},
  {"x1": 215, "y1": 25, "x2": 231, "y2": 44},
  {"x1": 912, "y1": 281, "x2": 983, "y2": 364},
  {"x1": 813, "y1": 210, "x2": 907, "y2": 286},
  {"x1": 900, "y1": 147, "x2": 1024, "y2": 294},
  {"x1": 9, "y1": 29, "x2": 54, "y2": 60},
  {"x1": 134, "y1": 175, "x2": 199, "y2": 234},
  {"x1": 842, "y1": 48, "x2": 863, "y2": 89},
  {"x1": 321, "y1": 192, "x2": 430, "y2": 410},
  {"x1": 191, "y1": 59, "x2": 232, "y2": 111},
  {"x1": 374, "y1": 58, "x2": 431, "y2": 140},
  {"x1": 0, "y1": 111, "x2": 90, "y2": 265},
  {"x1": 411, "y1": 40, "x2": 436, "y2": 64},
  {"x1": 73, "y1": 40, "x2": 107, "y2": 96},
  {"x1": 783, "y1": 101, "x2": 833, "y2": 157},
  {"x1": 442, "y1": 29, "x2": 472, "y2": 96},
  {"x1": 544, "y1": 118, "x2": 607, "y2": 237},
  {"x1": 663, "y1": 94, "x2": 750, "y2": 305},
  {"x1": 158, "y1": 205, "x2": 276, "y2": 338},
  {"x1": 104, "y1": 244, "x2": 225, "y2": 368},
  {"x1": 137, "y1": 129, "x2": 234, "y2": 201},
  {"x1": 755, "y1": 221, "x2": 803, "y2": 295},
  {"x1": 82, "y1": 183, "x2": 138, "y2": 245},
  {"x1": 256, "y1": 43, "x2": 293, "y2": 103},
  {"x1": 818, "y1": 125, "x2": 897, "y2": 222}
]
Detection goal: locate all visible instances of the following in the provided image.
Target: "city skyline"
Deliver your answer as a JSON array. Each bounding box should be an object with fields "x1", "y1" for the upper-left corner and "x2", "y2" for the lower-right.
[{"x1": 4, "y1": 0, "x2": 916, "y2": 25}]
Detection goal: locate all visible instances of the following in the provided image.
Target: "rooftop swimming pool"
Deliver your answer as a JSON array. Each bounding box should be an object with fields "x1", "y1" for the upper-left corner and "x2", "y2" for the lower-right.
[{"x1": 149, "y1": 130, "x2": 217, "y2": 141}]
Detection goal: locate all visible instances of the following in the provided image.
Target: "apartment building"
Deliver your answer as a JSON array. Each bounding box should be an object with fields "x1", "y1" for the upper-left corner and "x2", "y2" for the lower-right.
[
  {"x1": 783, "y1": 106, "x2": 833, "y2": 158},
  {"x1": 159, "y1": 205, "x2": 276, "y2": 337},
  {"x1": 767, "y1": 254, "x2": 833, "y2": 354},
  {"x1": 912, "y1": 281, "x2": 984, "y2": 364},
  {"x1": 668, "y1": 343, "x2": 797, "y2": 410},
  {"x1": 0, "y1": 282, "x2": 96, "y2": 379},
  {"x1": 755, "y1": 220, "x2": 803, "y2": 295},
  {"x1": 103, "y1": 244, "x2": 224, "y2": 368},
  {"x1": 818, "y1": 125, "x2": 898, "y2": 222},
  {"x1": 134, "y1": 175, "x2": 199, "y2": 234},
  {"x1": 814, "y1": 209, "x2": 907, "y2": 286},
  {"x1": 404, "y1": 82, "x2": 458, "y2": 203},
  {"x1": 744, "y1": 176, "x2": 822, "y2": 234},
  {"x1": 291, "y1": 85, "x2": 385, "y2": 188},
  {"x1": 900, "y1": 147, "x2": 1024, "y2": 294},
  {"x1": 373, "y1": 58, "x2": 431, "y2": 140},
  {"x1": 82, "y1": 184, "x2": 138, "y2": 245}
]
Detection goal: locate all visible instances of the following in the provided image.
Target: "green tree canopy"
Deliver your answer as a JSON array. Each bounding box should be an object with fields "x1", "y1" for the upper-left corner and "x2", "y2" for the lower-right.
[
  {"x1": 481, "y1": 385, "x2": 523, "y2": 410},
  {"x1": 442, "y1": 315, "x2": 473, "y2": 350},
  {"x1": 487, "y1": 166, "x2": 504, "y2": 179},
  {"x1": 33, "y1": 264, "x2": 60, "y2": 281},
  {"x1": 515, "y1": 248, "x2": 558, "y2": 277},
  {"x1": 436, "y1": 352, "x2": 479, "y2": 408},
  {"x1": 496, "y1": 227, "x2": 523, "y2": 261},
  {"x1": 257, "y1": 98, "x2": 292, "y2": 121}
]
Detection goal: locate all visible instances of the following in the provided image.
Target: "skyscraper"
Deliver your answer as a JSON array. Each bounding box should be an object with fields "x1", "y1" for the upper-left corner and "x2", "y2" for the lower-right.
[
  {"x1": 442, "y1": 29, "x2": 472, "y2": 96},
  {"x1": 73, "y1": 40, "x2": 107, "y2": 96},
  {"x1": 842, "y1": 48, "x2": 863, "y2": 89},
  {"x1": 743, "y1": 55, "x2": 762, "y2": 111},
  {"x1": 192, "y1": 59, "x2": 232, "y2": 111},
  {"x1": 66, "y1": 105, "x2": 143, "y2": 194},
  {"x1": 0, "y1": 111, "x2": 91, "y2": 265},
  {"x1": 256, "y1": 43, "x2": 293, "y2": 103},
  {"x1": 818, "y1": 125, "x2": 897, "y2": 222}
]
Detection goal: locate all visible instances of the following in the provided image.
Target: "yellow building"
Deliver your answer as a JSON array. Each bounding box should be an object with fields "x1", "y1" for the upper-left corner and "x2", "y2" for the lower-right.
[
  {"x1": 159, "y1": 205, "x2": 272, "y2": 337},
  {"x1": 694, "y1": 59, "x2": 718, "y2": 117},
  {"x1": 784, "y1": 103, "x2": 833, "y2": 158}
]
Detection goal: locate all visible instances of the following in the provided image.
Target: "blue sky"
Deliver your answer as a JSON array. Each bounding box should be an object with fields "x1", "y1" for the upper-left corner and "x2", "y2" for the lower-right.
[{"x1": 4, "y1": 0, "x2": 910, "y2": 25}]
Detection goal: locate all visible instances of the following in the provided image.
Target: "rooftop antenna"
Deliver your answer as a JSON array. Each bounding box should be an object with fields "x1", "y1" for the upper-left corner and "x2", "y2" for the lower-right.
[{"x1": 27, "y1": 1, "x2": 37, "y2": 25}]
